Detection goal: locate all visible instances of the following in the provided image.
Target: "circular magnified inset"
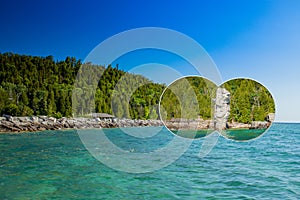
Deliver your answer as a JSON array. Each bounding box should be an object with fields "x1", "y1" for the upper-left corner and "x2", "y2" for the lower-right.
[
  {"x1": 159, "y1": 76, "x2": 217, "y2": 139},
  {"x1": 219, "y1": 78, "x2": 275, "y2": 141}
]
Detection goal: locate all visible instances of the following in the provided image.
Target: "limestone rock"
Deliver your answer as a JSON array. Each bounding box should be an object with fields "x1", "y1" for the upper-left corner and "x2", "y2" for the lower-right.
[
  {"x1": 227, "y1": 122, "x2": 251, "y2": 129},
  {"x1": 31, "y1": 116, "x2": 39, "y2": 123},
  {"x1": 213, "y1": 87, "x2": 230, "y2": 130},
  {"x1": 250, "y1": 121, "x2": 269, "y2": 129},
  {"x1": 266, "y1": 113, "x2": 275, "y2": 122},
  {"x1": 0, "y1": 116, "x2": 165, "y2": 133},
  {"x1": 3, "y1": 114, "x2": 13, "y2": 122}
]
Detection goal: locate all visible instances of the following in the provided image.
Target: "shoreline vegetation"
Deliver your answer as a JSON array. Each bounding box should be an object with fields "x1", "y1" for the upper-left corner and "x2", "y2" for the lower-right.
[
  {"x1": 159, "y1": 76, "x2": 275, "y2": 140},
  {"x1": 0, "y1": 53, "x2": 275, "y2": 134}
]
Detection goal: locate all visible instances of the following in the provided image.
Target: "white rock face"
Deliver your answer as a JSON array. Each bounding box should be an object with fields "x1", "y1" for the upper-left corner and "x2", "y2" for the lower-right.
[
  {"x1": 214, "y1": 87, "x2": 230, "y2": 130},
  {"x1": 266, "y1": 113, "x2": 275, "y2": 122}
]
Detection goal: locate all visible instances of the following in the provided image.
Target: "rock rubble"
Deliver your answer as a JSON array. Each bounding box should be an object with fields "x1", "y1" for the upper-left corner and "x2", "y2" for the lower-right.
[
  {"x1": 0, "y1": 115, "x2": 272, "y2": 133},
  {"x1": 0, "y1": 116, "x2": 163, "y2": 133}
]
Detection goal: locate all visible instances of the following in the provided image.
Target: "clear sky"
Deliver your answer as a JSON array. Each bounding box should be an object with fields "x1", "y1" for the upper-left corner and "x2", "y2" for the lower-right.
[{"x1": 1, "y1": 0, "x2": 300, "y2": 122}]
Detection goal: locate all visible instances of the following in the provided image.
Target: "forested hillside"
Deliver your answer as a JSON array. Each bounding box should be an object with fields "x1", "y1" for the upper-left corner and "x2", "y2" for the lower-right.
[
  {"x1": 222, "y1": 79, "x2": 275, "y2": 123},
  {"x1": 160, "y1": 77, "x2": 217, "y2": 120},
  {"x1": 0, "y1": 53, "x2": 164, "y2": 119},
  {"x1": 160, "y1": 77, "x2": 275, "y2": 123},
  {"x1": 0, "y1": 53, "x2": 275, "y2": 122}
]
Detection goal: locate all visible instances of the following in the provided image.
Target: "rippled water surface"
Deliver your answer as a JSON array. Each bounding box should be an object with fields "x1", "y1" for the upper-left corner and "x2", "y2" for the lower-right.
[{"x1": 0, "y1": 123, "x2": 299, "y2": 199}]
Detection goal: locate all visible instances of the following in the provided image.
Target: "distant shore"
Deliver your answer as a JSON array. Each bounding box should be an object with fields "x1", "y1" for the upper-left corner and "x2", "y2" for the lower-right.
[{"x1": 0, "y1": 115, "x2": 271, "y2": 133}]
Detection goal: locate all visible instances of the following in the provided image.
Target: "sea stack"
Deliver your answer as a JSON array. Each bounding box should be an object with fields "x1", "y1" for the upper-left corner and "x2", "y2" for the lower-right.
[{"x1": 214, "y1": 87, "x2": 230, "y2": 130}]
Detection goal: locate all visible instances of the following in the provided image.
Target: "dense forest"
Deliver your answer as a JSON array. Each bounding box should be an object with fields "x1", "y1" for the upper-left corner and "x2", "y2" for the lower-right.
[
  {"x1": 0, "y1": 53, "x2": 275, "y2": 122},
  {"x1": 222, "y1": 79, "x2": 275, "y2": 123},
  {"x1": 160, "y1": 76, "x2": 216, "y2": 120},
  {"x1": 0, "y1": 53, "x2": 164, "y2": 119},
  {"x1": 160, "y1": 77, "x2": 275, "y2": 123}
]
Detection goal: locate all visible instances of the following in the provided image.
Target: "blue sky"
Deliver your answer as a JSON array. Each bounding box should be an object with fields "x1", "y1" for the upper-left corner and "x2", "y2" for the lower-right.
[{"x1": 1, "y1": 0, "x2": 300, "y2": 122}]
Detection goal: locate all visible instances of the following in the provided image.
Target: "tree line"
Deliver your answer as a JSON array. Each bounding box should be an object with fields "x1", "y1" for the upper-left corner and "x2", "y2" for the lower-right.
[
  {"x1": 0, "y1": 53, "x2": 275, "y2": 122},
  {"x1": 222, "y1": 79, "x2": 275, "y2": 123},
  {"x1": 160, "y1": 76, "x2": 216, "y2": 120},
  {"x1": 0, "y1": 53, "x2": 164, "y2": 119},
  {"x1": 160, "y1": 77, "x2": 275, "y2": 123}
]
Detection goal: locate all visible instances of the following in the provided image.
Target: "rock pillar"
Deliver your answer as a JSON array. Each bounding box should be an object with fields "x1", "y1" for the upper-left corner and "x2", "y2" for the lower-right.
[{"x1": 214, "y1": 87, "x2": 230, "y2": 130}]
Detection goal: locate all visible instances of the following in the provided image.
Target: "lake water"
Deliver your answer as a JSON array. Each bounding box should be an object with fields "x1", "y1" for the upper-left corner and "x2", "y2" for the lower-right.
[{"x1": 0, "y1": 123, "x2": 299, "y2": 199}]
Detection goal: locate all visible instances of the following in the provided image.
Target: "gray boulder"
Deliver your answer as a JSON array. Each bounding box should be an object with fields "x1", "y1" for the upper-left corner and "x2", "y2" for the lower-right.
[{"x1": 3, "y1": 114, "x2": 13, "y2": 122}]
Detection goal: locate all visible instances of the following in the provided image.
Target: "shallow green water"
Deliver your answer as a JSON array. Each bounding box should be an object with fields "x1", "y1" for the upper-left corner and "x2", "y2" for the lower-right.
[
  {"x1": 222, "y1": 128, "x2": 266, "y2": 141},
  {"x1": 171, "y1": 129, "x2": 213, "y2": 139},
  {"x1": 171, "y1": 128, "x2": 266, "y2": 140},
  {"x1": 0, "y1": 123, "x2": 299, "y2": 199}
]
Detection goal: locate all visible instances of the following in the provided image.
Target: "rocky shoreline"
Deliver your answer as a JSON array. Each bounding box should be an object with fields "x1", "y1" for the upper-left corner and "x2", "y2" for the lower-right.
[
  {"x1": 0, "y1": 115, "x2": 271, "y2": 133},
  {"x1": 0, "y1": 116, "x2": 164, "y2": 133},
  {"x1": 165, "y1": 118, "x2": 271, "y2": 131}
]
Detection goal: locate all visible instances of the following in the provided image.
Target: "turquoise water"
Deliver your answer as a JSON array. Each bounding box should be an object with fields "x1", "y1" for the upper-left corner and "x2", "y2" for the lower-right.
[{"x1": 1, "y1": 123, "x2": 299, "y2": 199}]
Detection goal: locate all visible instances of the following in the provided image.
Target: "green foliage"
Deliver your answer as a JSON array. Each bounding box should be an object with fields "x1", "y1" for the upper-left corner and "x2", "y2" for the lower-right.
[
  {"x1": 222, "y1": 79, "x2": 275, "y2": 123},
  {"x1": 0, "y1": 53, "x2": 274, "y2": 122},
  {"x1": 160, "y1": 77, "x2": 216, "y2": 120},
  {"x1": 0, "y1": 53, "x2": 80, "y2": 116},
  {"x1": 129, "y1": 83, "x2": 165, "y2": 119},
  {"x1": 53, "y1": 112, "x2": 63, "y2": 119},
  {"x1": 0, "y1": 53, "x2": 164, "y2": 119},
  {"x1": 4, "y1": 104, "x2": 19, "y2": 116},
  {"x1": 160, "y1": 77, "x2": 275, "y2": 123},
  {"x1": 149, "y1": 106, "x2": 159, "y2": 119}
]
